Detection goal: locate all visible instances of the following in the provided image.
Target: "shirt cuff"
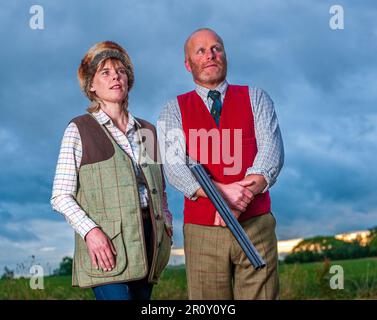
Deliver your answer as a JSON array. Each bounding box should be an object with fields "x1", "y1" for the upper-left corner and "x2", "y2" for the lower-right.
[
  {"x1": 77, "y1": 218, "x2": 99, "y2": 240},
  {"x1": 162, "y1": 195, "x2": 173, "y2": 228},
  {"x1": 186, "y1": 182, "x2": 202, "y2": 201},
  {"x1": 245, "y1": 167, "x2": 275, "y2": 193}
]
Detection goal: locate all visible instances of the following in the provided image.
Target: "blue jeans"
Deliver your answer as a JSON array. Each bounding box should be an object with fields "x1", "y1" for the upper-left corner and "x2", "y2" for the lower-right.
[
  {"x1": 92, "y1": 280, "x2": 153, "y2": 300},
  {"x1": 92, "y1": 213, "x2": 154, "y2": 300}
]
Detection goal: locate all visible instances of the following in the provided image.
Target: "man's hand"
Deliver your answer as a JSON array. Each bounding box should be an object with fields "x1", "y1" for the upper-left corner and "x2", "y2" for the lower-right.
[
  {"x1": 241, "y1": 174, "x2": 268, "y2": 195},
  {"x1": 194, "y1": 187, "x2": 207, "y2": 198},
  {"x1": 85, "y1": 227, "x2": 117, "y2": 272},
  {"x1": 214, "y1": 180, "x2": 255, "y2": 212},
  {"x1": 213, "y1": 209, "x2": 241, "y2": 227}
]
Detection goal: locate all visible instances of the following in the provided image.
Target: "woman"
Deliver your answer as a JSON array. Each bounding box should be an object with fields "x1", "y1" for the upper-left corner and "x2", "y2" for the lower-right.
[{"x1": 51, "y1": 41, "x2": 173, "y2": 300}]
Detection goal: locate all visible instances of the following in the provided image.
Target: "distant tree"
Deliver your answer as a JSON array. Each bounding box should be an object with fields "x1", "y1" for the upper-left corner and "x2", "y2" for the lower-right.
[
  {"x1": 1, "y1": 266, "x2": 14, "y2": 280},
  {"x1": 53, "y1": 256, "x2": 73, "y2": 276},
  {"x1": 367, "y1": 226, "x2": 377, "y2": 238},
  {"x1": 291, "y1": 236, "x2": 346, "y2": 253},
  {"x1": 284, "y1": 236, "x2": 370, "y2": 263},
  {"x1": 367, "y1": 226, "x2": 377, "y2": 256}
]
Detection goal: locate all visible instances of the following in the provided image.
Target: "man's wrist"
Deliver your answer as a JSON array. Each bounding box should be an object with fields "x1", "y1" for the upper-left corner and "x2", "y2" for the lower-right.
[
  {"x1": 212, "y1": 180, "x2": 224, "y2": 194},
  {"x1": 194, "y1": 187, "x2": 207, "y2": 198},
  {"x1": 243, "y1": 174, "x2": 267, "y2": 195},
  {"x1": 245, "y1": 168, "x2": 271, "y2": 191}
]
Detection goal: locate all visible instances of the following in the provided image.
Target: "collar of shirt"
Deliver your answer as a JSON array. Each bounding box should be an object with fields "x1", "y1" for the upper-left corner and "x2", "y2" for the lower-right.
[
  {"x1": 91, "y1": 108, "x2": 142, "y2": 134},
  {"x1": 195, "y1": 79, "x2": 228, "y2": 107}
]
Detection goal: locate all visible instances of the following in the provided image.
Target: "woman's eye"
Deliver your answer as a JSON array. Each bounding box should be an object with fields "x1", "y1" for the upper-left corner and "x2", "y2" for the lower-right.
[
  {"x1": 118, "y1": 69, "x2": 127, "y2": 74},
  {"x1": 101, "y1": 71, "x2": 109, "y2": 76}
]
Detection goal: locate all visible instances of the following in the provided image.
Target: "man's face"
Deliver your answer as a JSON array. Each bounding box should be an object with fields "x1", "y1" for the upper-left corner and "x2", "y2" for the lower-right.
[{"x1": 185, "y1": 30, "x2": 227, "y2": 89}]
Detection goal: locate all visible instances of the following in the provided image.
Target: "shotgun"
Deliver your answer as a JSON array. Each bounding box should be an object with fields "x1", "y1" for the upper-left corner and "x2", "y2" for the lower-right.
[{"x1": 190, "y1": 163, "x2": 266, "y2": 270}]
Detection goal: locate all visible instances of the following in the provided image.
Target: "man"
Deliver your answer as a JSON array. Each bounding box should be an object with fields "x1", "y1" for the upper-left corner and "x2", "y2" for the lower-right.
[{"x1": 157, "y1": 28, "x2": 284, "y2": 299}]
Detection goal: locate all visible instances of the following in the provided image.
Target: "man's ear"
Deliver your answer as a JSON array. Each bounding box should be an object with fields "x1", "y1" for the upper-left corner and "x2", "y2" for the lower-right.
[{"x1": 184, "y1": 59, "x2": 192, "y2": 73}]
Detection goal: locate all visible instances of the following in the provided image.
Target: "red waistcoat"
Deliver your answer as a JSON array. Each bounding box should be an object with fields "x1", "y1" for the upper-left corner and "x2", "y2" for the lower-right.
[{"x1": 177, "y1": 84, "x2": 271, "y2": 225}]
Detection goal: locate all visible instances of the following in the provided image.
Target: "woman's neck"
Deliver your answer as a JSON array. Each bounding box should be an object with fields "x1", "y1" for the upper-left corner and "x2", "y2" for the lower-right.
[{"x1": 100, "y1": 101, "x2": 128, "y2": 132}]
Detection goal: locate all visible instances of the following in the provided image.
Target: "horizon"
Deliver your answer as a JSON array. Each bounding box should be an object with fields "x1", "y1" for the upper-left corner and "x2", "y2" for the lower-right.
[{"x1": 2, "y1": 227, "x2": 373, "y2": 277}]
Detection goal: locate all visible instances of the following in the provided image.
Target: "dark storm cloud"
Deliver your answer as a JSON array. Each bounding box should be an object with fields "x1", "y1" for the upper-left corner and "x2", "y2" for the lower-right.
[{"x1": 0, "y1": 0, "x2": 376, "y2": 272}]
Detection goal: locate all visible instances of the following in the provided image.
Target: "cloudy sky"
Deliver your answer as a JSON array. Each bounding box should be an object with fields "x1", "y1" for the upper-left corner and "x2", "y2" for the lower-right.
[{"x1": 1, "y1": 0, "x2": 376, "y2": 274}]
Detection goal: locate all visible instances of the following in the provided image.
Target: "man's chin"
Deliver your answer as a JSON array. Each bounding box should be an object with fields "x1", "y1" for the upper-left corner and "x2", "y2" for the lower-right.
[{"x1": 201, "y1": 75, "x2": 226, "y2": 86}]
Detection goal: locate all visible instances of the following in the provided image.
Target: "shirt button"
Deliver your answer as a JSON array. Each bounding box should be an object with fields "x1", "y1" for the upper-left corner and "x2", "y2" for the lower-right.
[
  {"x1": 151, "y1": 188, "x2": 158, "y2": 194},
  {"x1": 141, "y1": 163, "x2": 148, "y2": 167}
]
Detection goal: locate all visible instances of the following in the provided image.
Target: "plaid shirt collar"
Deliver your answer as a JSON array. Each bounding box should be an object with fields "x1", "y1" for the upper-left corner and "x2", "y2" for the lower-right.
[
  {"x1": 91, "y1": 108, "x2": 141, "y2": 133},
  {"x1": 195, "y1": 79, "x2": 228, "y2": 102}
]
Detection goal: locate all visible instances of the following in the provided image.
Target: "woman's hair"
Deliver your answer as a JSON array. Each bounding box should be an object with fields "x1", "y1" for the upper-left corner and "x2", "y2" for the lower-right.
[{"x1": 77, "y1": 41, "x2": 134, "y2": 113}]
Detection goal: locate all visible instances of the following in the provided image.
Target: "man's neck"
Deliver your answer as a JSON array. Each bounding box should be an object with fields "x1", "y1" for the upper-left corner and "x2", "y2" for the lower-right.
[{"x1": 194, "y1": 79, "x2": 226, "y2": 90}]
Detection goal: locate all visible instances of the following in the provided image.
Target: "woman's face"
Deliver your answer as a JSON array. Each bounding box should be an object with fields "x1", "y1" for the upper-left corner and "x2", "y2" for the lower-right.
[{"x1": 90, "y1": 59, "x2": 128, "y2": 104}]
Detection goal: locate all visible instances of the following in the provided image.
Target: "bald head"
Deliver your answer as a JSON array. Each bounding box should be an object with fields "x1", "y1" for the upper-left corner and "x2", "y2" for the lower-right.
[
  {"x1": 183, "y1": 28, "x2": 227, "y2": 89},
  {"x1": 184, "y1": 28, "x2": 225, "y2": 59}
]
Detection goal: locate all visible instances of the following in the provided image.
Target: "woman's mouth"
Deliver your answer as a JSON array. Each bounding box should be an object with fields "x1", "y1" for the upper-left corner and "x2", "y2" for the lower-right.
[{"x1": 110, "y1": 84, "x2": 122, "y2": 90}]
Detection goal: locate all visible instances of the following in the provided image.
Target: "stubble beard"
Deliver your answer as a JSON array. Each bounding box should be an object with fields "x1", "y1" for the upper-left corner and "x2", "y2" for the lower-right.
[{"x1": 189, "y1": 58, "x2": 227, "y2": 87}]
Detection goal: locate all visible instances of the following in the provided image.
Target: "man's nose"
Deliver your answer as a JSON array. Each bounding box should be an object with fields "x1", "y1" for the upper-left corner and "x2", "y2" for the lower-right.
[{"x1": 205, "y1": 49, "x2": 215, "y2": 60}]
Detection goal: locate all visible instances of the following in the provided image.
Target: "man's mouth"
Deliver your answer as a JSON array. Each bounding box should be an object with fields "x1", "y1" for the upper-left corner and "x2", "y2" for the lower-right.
[{"x1": 204, "y1": 64, "x2": 219, "y2": 69}]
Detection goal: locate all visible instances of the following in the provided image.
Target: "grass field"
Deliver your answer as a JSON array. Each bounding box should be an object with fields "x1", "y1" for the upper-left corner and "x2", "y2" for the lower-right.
[{"x1": 1, "y1": 257, "x2": 377, "y2": 300}]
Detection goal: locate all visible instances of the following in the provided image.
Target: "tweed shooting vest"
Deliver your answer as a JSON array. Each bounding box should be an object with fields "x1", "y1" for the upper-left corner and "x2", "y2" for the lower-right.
[{"x1": 70, "y1": 114, "x2": 171, "y2": 288}]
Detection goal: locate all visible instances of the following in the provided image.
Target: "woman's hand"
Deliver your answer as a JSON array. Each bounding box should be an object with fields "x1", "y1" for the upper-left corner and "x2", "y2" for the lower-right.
[
  {"x1": 165, "y1": 224, "x2": 173, "y2": 238},
  {"x1": 85, "y1": 227, "x2": 117, "y2": 272}
]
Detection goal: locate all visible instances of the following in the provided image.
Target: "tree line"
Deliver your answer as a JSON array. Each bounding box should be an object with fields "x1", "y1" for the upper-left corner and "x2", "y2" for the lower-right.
[{"x1": 284, "y1": 227, "x2": 377, "y2": 263}]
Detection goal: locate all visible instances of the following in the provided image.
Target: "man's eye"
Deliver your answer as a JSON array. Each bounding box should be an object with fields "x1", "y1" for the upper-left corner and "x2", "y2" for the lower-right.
[
  {"x1": 213, "y1": 46, "x2": 222, "y2": 52},
  {"x1": 197, "y1": 48, "x2": 205, "y2": 54}
]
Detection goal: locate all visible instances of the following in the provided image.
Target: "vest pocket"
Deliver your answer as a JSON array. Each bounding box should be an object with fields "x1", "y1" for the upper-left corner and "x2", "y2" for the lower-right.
[{"x1": 80, "y1": 220, "x2": 127, "y2": 277}]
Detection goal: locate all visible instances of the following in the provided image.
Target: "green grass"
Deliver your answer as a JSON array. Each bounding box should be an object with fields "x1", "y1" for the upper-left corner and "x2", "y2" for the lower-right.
[
  {"x1": 279, "y1": 257, "x2": 377, "y2": 299},
  {"x1": 1, "y1": 257, "x2": 377, "y2": 300}
]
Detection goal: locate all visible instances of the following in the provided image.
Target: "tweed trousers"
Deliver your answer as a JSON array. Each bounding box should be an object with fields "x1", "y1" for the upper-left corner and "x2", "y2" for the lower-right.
[{"x1": 183, "y1": 212, "x2": 279, "y2": 300}]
